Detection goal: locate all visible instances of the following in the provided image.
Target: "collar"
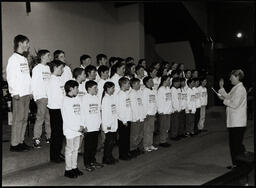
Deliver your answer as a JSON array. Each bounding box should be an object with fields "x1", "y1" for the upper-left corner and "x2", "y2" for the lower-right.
[{"x1": 15, "y1": 51, "x2": 25, "y2": 57}]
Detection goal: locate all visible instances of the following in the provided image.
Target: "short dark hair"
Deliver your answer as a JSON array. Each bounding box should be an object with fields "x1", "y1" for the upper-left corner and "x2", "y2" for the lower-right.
[
  {"x1": 172, "y1": 77, "x2": 180, "y2": 84},
  {"x1": 138, "y1": 58, "x2": 145, "y2": 66},
  {"x1": 180, "y1": 77, "x2": 186, "y2": 82},
  {"x1": 185, "y1": 69, "x2": 191, "y2": 74},
  {"x1": 48, "y1": 60, "x2": 65, "y2": 73},
  {"x1": 199, "y1": 77, "x2": 207, "y2": 83},
  {"x1": 143, "y1": 76, "x2": 152, "y2": 86},
  {"x1": 109, "y1": 56, "x2": 117, "y2": 66},
  {"x1": 14, "y1": 35, "x2": 29, "y2": 51},
  {"x1": 37, "y1": 49, "x2": 50, "y2": 61},
  {"x1": 125, "y1": 57, "x2": 134, "y2": 63},
  {"x1": 53, "y1": 50, "x2": 65, "y2": 60},
  {"x1": 64, "y1": 80, "x2": 79, "y2": 94},
  {"x1": 187, "y1": 78, "x2": 193, "y2": 86},
  {"x1": 130, "y1": 78, "x2": 140, "y2": 88},
  {"x1": 80, "y1": 54, "x2": 91, "y2": 65},
  {"x1": 97, "y1": 65, "x2": 109, "y2": 77},
  {"x1": 85, "y1": 80, "x2": 97, "y2": 92},
  {"x1": 118, "y1": 77, "x2": 129, "y2": 87},
  {"x1": 73, "y1": 68, "x2": 85, "y2": 79},
  {"x1": 192, "y1": 78, "x2": 200, "y2": 83},
  {"x1": 84, "y1": 65, "x2": 97, "y2": 77},
  {"x1": 135, "y1": 65, "x2": 144, "y2": 73},
  {"x1": 96, "y1": 54, "x2": 107, "y2": 64}
]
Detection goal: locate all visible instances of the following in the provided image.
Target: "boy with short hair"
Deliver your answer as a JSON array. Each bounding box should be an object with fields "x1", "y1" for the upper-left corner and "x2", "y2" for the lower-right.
[
  {"x1": 6, "y1": 34, "x2": 32, "y2": 152},
  {"x1": 31, "y1": 49, "x2": 52, "y2": 148},
  {"x1": 81, "y1": 80, "x2": 104, "y2": 172},
  {"x1": 73, "y1": 68, "x2": 87, "y2": 101},
  {"x1": 135, "y1": 65, "x2": 145, "y2": 91},
  {"x1": 142, "y1": 76, "x2": 158, "y2": 152},
  {"x1": 85, "y1": 65, "x2": 97, "y2": 82},
  {"x1": 61, "y1": 80, "x2": 84, "y2": 178},
  {"x1": 80, "y1": 54, "x2": 91, "y2": 69},
  {"x1": 129, "y1": 78, "x2": 146, "y2": 156},
  {"x1": 116, "y1": 77, "x2": 133, "y2": 160}
]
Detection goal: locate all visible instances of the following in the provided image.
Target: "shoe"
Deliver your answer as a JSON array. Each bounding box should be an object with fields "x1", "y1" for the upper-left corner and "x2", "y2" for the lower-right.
[
  {"x1": 159, "y1": 142, "x2": 171, "y2": 147},
  {"x1": 85, "y1": 165, "x2": 95, "y2": 172},
  {"x1": 149, "y1": 145, "x2": 158, "y2": 151},
  {"x1": 144, "y1": 147, "x2": 153, "y2": 152},
  {"x1": 20, "y1": 142, "x2": 32, "y2": 151},
  {"x1": 64, "y1": 170, "x2": 77, "y2": 178},
  {"x1": 91, "y1": 162, "x2": 104, "y2": 169},
  {"x1": 33, "y1": 138, "x2": 42, "y2": 149},
  {"x1": 45, "y1": 138, "x2": 51, "y2": 144},
  {"x1": 73, "y1": 168, "x2": 83, "y2": 176},
  {"x1": 9, "y1": 144, "x2": 24, "y2": 152},
  {"x1": 119, "y1": 155, "x2": 131, "y2": 161},
  {"x1": 226, "y1": 165, "x2": 237, "y2": 170}
]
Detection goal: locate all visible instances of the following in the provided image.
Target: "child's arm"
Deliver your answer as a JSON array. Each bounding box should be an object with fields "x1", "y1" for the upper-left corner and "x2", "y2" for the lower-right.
[{"x1": 6, "y1": 59, "x2": 19, "y2": 98}]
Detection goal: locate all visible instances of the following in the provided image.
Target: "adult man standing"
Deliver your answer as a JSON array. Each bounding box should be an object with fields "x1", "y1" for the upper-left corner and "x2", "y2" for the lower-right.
[{"x1": 6, "y1": 34, "x2": 32, "y2": 152}]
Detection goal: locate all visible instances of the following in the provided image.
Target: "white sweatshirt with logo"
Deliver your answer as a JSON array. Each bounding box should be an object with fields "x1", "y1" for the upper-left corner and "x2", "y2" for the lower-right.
[
  {"x1": 194, "y1": 87, "x2": 202, "y2": 109},
  {"x1": 6, "y1": 53, "x2": 31, "y2": 97},
  {"x1": 200, "y1": 86, "x2": 208, "y2": 106},
  {"x1": 129, "y1": 89, "x2": 146, "y2": 122},
  {"x1": 46, "y1": 75, "x2": 65, "y2": 109},
  {"x1": 101, "y1": 94, "x2": 118, "y2": 133},
  {"x1": 180, "y1": 87, "x2": 188, "y2": 110},
  {"x1": 61, "y1": 96, "x2": 83, "y2": 139},
  {"x1": 81, "y1": 94, "x2": 101, "y2": 132},
  {"x1": 116, "y1": 90, "x2": 132, "y2": 124},
  {"x1": 142, "y1": 87, "x2": 157, "y2": 116},
  {"x1": 31, "y1": 64, "x2": 51, "y2": 101},
  {"x1": 185, "y1": 87, "x2": 196, "y2": 114},
  {"x1": 157, "y1": 86, "x2": 173, "y2": 114},
  {"x1": 170, "y1": 87, "x2": 181, "y2": 112},
  {"x1": 60, "y1": 65, "x2": 72, "y2": 86}
]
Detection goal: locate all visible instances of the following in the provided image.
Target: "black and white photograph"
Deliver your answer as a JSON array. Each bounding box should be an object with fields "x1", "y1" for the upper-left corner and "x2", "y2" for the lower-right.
[{"x1": 1, "y1": 0, "x2": 255, "y2": 186}]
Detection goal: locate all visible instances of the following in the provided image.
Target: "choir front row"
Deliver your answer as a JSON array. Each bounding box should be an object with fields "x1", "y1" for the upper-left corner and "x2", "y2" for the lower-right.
[{"x1": 47, "y1": 60, "x2": 208, "y2": 178}]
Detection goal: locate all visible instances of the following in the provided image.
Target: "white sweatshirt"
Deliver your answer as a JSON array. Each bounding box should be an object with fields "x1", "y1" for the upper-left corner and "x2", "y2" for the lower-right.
[
  {"x1": 116, "y1": 90, "x2": 132, "y2": 124},
  {"x1": 81, "y1": 94, "x2": 101, "y2": 132},
  {"x1": 200, "y1": 86, "x2": 208, "y2": 106},
  {"x1": 153, "y1": 77, "x2": 161, "y2": 91},
  {"x1": 194, "y1": 87, "x2": 202, "y2": 109},
  {"x1": 142, "y1": 87, "x2": 157, "y2": 116},
  {"x1": 170, "y1": 87, "x2": 181, "y2": 112},
  {"x1": 185, "y1": 87, "x2": 196, "y2": 114},
  {"x1": 180, "y1": 87, "x2": 188, "y2": 110},
  {"x1": 157, "y1": 86, "x2": 172, "y2": 114},
  {"x1": 31, "y1": 64, "x2": 51, "y2": 101},
  {"x1": 76, "y1": 80, "x2": 86, "y2": 102},
  {"x1": 129, "y1": 89, "x2": 146, "y2": 122},
  {"x1": 60, "y1": 65, "x2": 72, "y2": 86},
  {"x1": 135, "y1": 74, "x2": 145, "y2": 91},
  {"x1": 111, "y1": 73, "x2": 122, "y2": 95},
  {"x1": 101, "y1": 94, "x2": 118, "y2": 133},
  {"x1": 97, "y1": 78, "x2": 110, "y2": 99},
  {"x1": 61, "y1": 96, "x2": 83, "y2": 139},
  {"x1": 46, "y1": 75, "x2": 65, "y2": 109},
  {"x1": 6, "y1": 53, "x2": 31, "y2": 97}
]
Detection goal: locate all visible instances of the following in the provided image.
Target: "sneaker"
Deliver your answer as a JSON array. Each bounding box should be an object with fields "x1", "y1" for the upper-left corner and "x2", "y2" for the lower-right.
[
  {"x1": 20, "y1": 142, "x2": 32, "y2": 151},
  {"x1": 64, "y1": 170, "x2": 77, "y2": 178},
  {"x1": 85, "y1": 165, "x2": 95, "y2": 172},
  {"x1": 159, "y1": 142, "x2": 171, "y2": 147},
  {"x1": 9, "y1": 144, "x2": 24, "y2": 152},
  {"x1": 144, "y1": 147, "x2": 153, "y2": 152},
  {"x1": 45, "y1": 138, "x2": 50, "y2": 144},
  {"x1": 73, "y1": 168, "x2": 83, "y2": 176},
  {"x1": 149, "y1": 145, "x2": 158, "y2": 151},
  {"x1": 91, "y1": 162, "x2": 104, "y2": 169},
  {"x1": 33, "y1": 138, "x2": 41, "y2": 148}
]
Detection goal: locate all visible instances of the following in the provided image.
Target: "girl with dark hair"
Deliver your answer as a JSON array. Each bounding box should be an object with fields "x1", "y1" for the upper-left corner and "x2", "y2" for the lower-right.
[
  {"x1": 101, "y1": 82, "x2": 119, "y2": 165},
  {"x1": 156, "y1": 76, "x2": 172, "y2": 147}
]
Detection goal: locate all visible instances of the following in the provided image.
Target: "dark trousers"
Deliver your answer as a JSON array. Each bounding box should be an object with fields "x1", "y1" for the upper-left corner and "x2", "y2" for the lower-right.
[
  {"x1": 194, "y1": 108, "x2": 201, "y2": 133},
  {"x1": 178, "y1": 110, "x2": 186, "y2": 136},
  {"x1": 118, "y1": 120, "x2": 130, "y2": 158},
  {"x1": 103, "y1": 132, "x2": 116, "y2": 160},
  {"x1": 228, "y1": 127, "x2": 246, "y2": 165},
  {"x1": 49, "y1": 109, "x2": 64, "y2": 161},
  {"x1": 170, "y1": 112, "x2": 179, "y2": 138},
  {"x1": 83, "y1": 131, "x2": 99, "y2": 166}
]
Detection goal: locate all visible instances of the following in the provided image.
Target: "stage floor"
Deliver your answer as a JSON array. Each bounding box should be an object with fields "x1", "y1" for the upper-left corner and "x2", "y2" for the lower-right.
[{"x1": 2, "y1": 106, "x2": 254, "y2": 186}]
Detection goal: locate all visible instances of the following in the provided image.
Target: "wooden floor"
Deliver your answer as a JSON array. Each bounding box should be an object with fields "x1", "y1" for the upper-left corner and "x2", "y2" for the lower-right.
[{"x1": 2, "y1": 106, "x2": 254, "y2": 186}]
